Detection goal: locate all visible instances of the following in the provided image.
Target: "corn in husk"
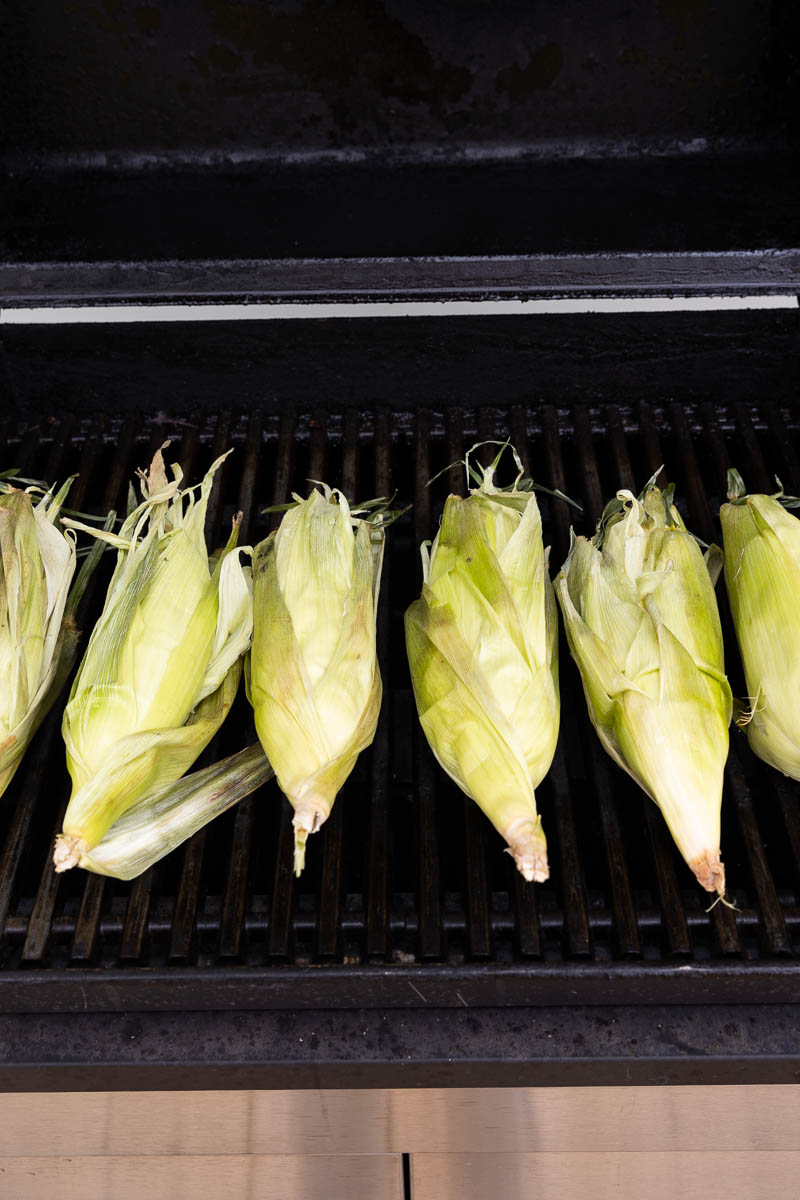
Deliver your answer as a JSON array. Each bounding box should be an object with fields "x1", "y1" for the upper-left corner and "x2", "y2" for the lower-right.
[
  {"x1": 78, "y1": 742, "x2": 273, "y2": 880},
  {"x1": 405, "y1": 446, "x2": 559, "y2": 882},
  {"x1": 721, "y1": 469, "x2": 800, "y2": 779},
  {"x1": 555, "y1": 479, "x2": 731, "y2": 895},
  {"x1": 248, "y1": 485, "x2": 384, "y2": 875},
  {"x1": 0, "y1": 476, "x2": 80, "y2": 799},
  {"x1": 54, "y1": 445, "x2": 253, "y2": 872}
]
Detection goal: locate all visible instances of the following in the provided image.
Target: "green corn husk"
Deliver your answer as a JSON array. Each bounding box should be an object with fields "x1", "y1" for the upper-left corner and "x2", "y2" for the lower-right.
[
  {"x1": 555, "y1": 479, "x2": 731, "y2": 895},
  {"x1": 0, "y1": 476, "x2": 80, "y2": 799},
  {"x1": 721, "y1": 469, "x2": 800, "y2": 778},
  {"x1": 53, "y1": 445, "x2": 253, "y2": 872},
  {"x1": 78, "y1": 740, "x2": 273, "y2": 880},
  {"x1": 248, "y1": 485, "x2": 384, "y2": 876},
  {"x1": 405, "y1": 446, "x2": 559, "y2": 882}
]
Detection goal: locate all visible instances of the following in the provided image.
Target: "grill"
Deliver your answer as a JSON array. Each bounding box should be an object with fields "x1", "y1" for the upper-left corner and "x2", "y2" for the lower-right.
[
  {"x1": 2, "y1": 1, "x2": 800, "y2": 1114},
  {"x1": 2, "y1": 322, "x2": 800, "y2": 1012}
]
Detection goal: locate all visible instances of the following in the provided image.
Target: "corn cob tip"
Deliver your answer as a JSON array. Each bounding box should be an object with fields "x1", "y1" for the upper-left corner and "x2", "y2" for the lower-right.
[
  {"x1": 53, "y1": 834, "x2": 87, "y2": 873},
  {"x1": 292, "y1": 802, "x2": 328, "y2": 877},
  {"x1": 690, "y1": 849, "x2": 726, "y2": 896},
  {"x1": 504, "y1": 816, "x2": 549, "y2": 883}
]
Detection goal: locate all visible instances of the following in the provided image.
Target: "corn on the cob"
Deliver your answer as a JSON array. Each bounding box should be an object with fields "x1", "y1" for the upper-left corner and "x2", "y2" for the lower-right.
[
  {"x1": 405, "y1": 446, "x2": 559, "y2": 882},
  {"x1": 0, "y1": 476, "x2": 79, "y2": 799},
  {"x1": 248, "y1": 485, "x2": 384, "y2": 875},
  {"x1": 555, "y1": 479, "x2": 731, "y2": 895},
  {"x1": 721, "y1": 469, "x2": 800, "y2": 779},
  {"x1": 79, "y1": 740, "x2": 273, "y2": 880},
  {"x1": 53, "y1": 445, "x2": 252, "y2": 872}
]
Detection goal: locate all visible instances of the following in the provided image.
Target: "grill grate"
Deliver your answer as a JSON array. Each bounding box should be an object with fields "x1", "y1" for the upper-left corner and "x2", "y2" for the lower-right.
[{"x1": 1, "y1": 398, "x2": 800, "y2": 1009}]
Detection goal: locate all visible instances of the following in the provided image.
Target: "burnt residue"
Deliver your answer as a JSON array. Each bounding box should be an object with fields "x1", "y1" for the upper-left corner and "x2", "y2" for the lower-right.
[
  {"x1": 0, "y1": 1, "x2": 791, "y2": 156},
  {"x1": 658, "y1": 0, "x2": 709, "y2": 35},
  {"x1": 133, "y1": 6, "x2": 161, "y2": 36},
  {"x1": 495, "y1": 42, "x2": 565, "y2": 98},
  {"x1": 200, "y1": 0, "x2": 472, "y2": 127}
]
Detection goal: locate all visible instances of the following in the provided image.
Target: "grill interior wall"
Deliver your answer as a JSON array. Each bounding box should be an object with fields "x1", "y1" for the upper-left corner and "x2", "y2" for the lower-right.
[{"x1": 2, "y1": 397, "x2": 799, "y2": 981}]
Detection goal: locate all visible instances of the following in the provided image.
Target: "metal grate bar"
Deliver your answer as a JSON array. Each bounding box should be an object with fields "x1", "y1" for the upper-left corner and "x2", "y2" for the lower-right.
[
  {"x1": 366, "y1": 407, "x2": 392, "y2": 960},
  {"x1": 0, "y1": 423, "x2": 71, "y2": 957},
  {"x1": 69, "y1": 876, "x2": 104, "y2": 963},
  {"x1": 764, "y1": 399, "x2": 800, "y2": 485},
  {"x1": 167, "y1": 426, "x2": 220, "y2": 963},
  {"x1": 733, "y1": 402, "x2": 773, "y2": 495},
  {"x1": 637, "y1": 401, "x2": 668, "y2": 485},
  {"x1": 13, "y1": 423, "x2": 42, "y2": 475},
  {"x1": 412, "y1": 407, "x2": 442, "y2": 961},
  {"x1": 268, "y1": 803, "x2": 296, "y2": 960},
  {"x1": 270, "y1": 412, "x2": 298, "y2": 525},
  {"x1": 628, "y1": 402, "x2": 692, "y2": 951},
  {"x1": 295, "y1": 409, "x2": 344, "y2": 959},
  {"x1": 112, "y1": 425, "x2": 197, "y2": 963},
  {"x1": 510, "y1": 406, "x2": 530, "y2": 475},
  {"x1": 0, "y1": 341, "x2": 19, "y2": 416},
  {"x1": 589, "y1": 739, "x2": 642, "y2": 957},
  {"x1": 233, "y1": 411, "x2": 261, "y2": 543},
  {"x1": 725, "y1": 757, "x2": 791, "y2": 955},
  {"x1": 643, "y1": 804, "x2": 692, "y2": 956},
  {"x1": 670, "y1": 402, "x2": 742, "y2": 954},
  {"x1": 203, "y1": 414, "x2": 232, "y2": 544},
  {"x1": 70, "y1": 419, "x2": 163, "y2": 965},
  {"x1": 699, "y1": 410, "x2": 792, "y2": 953},
  {"x1": 573, "y1": 406, "x2": 641, "y2": 957},
  {"x1": 168, "y1": 827, "x2": 207, "y2": 962},
  {"x1": 572, "y1": 407, "x2": 605, "y2": 525},
  {"x1": 540, "y1": 404, "x2": 590, "y2": 957},
  {"x1": 603, "y1": 403, "x2": 693, "y2": 953},
  {"x1": 217, "y1": 414, "x2": 263, "y2": 960},
  {"x1": 450, "y1": 411, "x2": 492, "y2": 960},
  {"x1": 119, "y1": 866, "x2": 157, "y2": 961},
  {"x1": 512, "y1": 867, "x2": 542, "y2": 959},
  {"x1": 607, "y1": 404, "x2": 636, "y2": 491},
  {"x1": 42, "y1": 414, "x2": 74, "y2": 481},
  {"x1": 267, "y1": 414, "x2": 298, "y2": 962},
  {"x1": 549, "y1": 739, "x2": 591, "y2": 957},
  {"x1": 462, "y1": 803, "x2": 491, "y2": 959},
  {"x1": 509, "y1": 406, "x2": 544, "y2": 958},
  {"x1": 623, "y1": 403, "x2": 690, "y2": 945},
  {"x1": 672, "y1": 402, "x2": 717, "y2": 543},
  {"x1": 0, "y1": 710, "x2": 63, "y2": 953},
  {"x1": 711, "y1": 869, "x2": 743, "y2": 954},
  {"x1": 21, "y1": 428, "x2": 124, "y2": 964},
  {"x1": 771, "y1": 777, "x2": 800, "y2": 876},
  {"x1": 20, "y1": 791, "x2": 70, "y2": 963},
  {"x1": 316, "y1": 410, "x2": 357, "y2": 960},
  {"x1": 540, "y1": 406, "x2": 571, "y2": 559}
]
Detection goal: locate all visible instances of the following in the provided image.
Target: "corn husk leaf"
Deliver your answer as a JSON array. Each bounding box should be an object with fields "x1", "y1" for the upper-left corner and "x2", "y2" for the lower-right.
[
  {"x1": 79, "y1": 741, "x2": 273, "y2": 880},
  {"x1": 721, "y1": 469, "x2": 800, "y2": 778},
  {"x1": 248, "y1": 485, "x2": 384, "y2": 875},
  {"x1": 405, "y1": 444, "x2": 559, "y2": 882},
  {"x1": 556, "y1": 482, "x2": 731, "y2": 895},
  {"x1": 55, "y1": 447, "x2": 252, "y2": 870},
  {"x1": 0, "y1": 476, "x2": 82, "y2": 798}
]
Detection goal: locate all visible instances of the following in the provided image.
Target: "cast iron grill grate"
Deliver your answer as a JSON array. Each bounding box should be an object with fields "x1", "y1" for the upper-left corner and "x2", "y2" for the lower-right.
[{"x1": 1, "y1": 398, "x2": 799, "y2": 1009}]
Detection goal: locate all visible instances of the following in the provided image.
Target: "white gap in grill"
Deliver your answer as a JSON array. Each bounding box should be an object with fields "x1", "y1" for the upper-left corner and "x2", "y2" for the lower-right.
[{"x1": 1, "y1": 294, "x2": 798, "y2": 324}]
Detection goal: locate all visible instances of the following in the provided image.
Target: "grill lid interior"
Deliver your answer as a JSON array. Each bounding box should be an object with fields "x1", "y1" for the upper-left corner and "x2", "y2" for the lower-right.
[{"x1": 1, "y1": 1, "x2": 799, "y2": 299}]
